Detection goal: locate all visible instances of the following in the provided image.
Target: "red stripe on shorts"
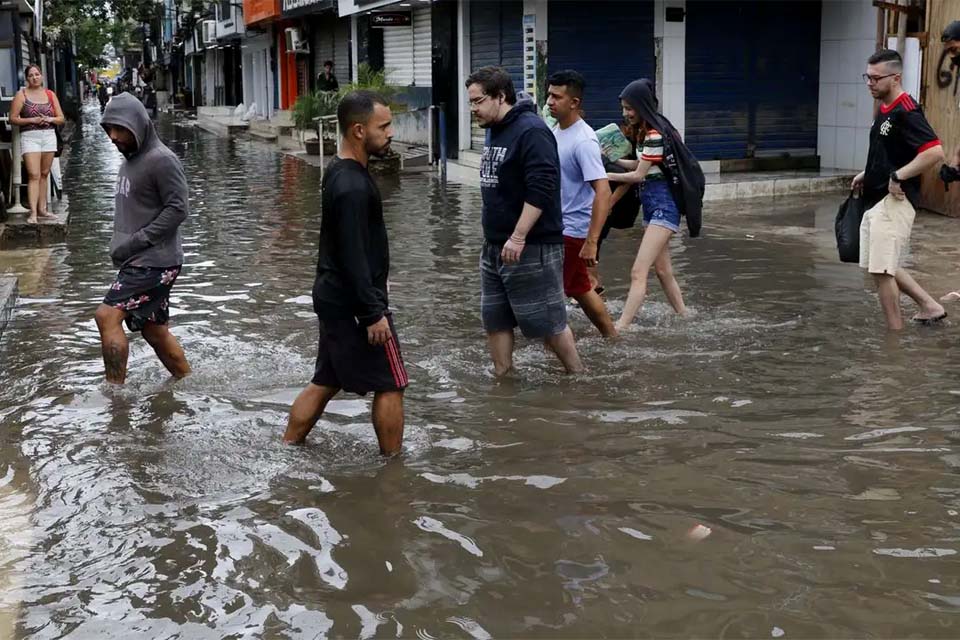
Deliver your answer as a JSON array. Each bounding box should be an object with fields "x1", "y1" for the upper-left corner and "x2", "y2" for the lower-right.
[{"x1": 385, "y1": 338, "x2": 408, "y2": 388}]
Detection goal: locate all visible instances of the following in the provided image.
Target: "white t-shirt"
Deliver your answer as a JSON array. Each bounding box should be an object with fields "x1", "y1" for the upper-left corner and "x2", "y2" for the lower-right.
[{"x1": 552, "y1": 118, "x2": 607, "y2": 239}]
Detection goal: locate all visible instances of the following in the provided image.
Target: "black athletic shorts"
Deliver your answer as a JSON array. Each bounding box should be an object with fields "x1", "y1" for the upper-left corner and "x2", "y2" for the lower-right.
[{"x1": 311, "y1": 312, "x2": 409, "y2": 395}]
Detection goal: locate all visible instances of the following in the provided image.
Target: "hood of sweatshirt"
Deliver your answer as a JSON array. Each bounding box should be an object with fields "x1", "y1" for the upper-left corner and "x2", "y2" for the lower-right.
[
  {"x1": 619, "y1": 79, "x2": 662, "y2": 133},
  {"x1": 492, "y1": 97, "x2": 538, "y2": 133},
  {"x1": 100, "y1": 93, "x2": 157, "y2": 158}
]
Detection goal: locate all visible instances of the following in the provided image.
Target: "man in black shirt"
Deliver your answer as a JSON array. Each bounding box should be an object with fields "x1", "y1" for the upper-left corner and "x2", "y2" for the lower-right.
[
  {"x1": 317, "y1": 60, "x2": 339, "y2": 93},
  {"x1": 851, "y1": 49, "x2": 946, "y2": 330},
  {"x1": 283, "y1": 90, "x2": 407, "y2": 456}
]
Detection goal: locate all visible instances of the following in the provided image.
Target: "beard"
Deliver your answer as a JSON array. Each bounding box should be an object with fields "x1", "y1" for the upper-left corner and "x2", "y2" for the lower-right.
[{"x1": 368, "y1": 140, "x2": 391, "y2": 158}]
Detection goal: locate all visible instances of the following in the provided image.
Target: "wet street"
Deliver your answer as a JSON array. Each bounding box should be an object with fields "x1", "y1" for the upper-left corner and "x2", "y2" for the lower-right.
[{"x1": 1, "y1": 102, "x2": 960, "y2": 638}]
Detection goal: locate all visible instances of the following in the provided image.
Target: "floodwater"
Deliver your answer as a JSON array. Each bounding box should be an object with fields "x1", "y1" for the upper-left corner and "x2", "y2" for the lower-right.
[{"x1": 1, "y1": 102, "x2": 960, "y2": 638}]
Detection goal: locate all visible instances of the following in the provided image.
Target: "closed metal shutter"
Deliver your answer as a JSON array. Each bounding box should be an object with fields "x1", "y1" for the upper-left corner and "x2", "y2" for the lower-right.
[
  {"x1": 383, "y1": 20, "x2": 414, "y2": 87},
  {"x1": 312, "y1": 14, "x2": 350, "y2": 86},
  {"x1": 686, "y1": 0, "x2": 820, "y2": 160},
  {"x1": 547, "y1": 1, "x2": 654, "y2": 131},
  {"x1": 413, "y1": 6, "x2": 431, "y2": 87},
  {"x1": 469, "y1": 0, "x2": 523, "y2": 150}
]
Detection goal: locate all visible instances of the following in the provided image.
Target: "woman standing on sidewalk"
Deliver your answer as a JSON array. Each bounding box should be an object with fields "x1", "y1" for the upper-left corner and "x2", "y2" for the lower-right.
[
  {"x1": 10, "y1": 65, "x2": 65, "y2": 224},
  {"x1": 607, "y1": 79, "x2": 704, "y2": 330}
]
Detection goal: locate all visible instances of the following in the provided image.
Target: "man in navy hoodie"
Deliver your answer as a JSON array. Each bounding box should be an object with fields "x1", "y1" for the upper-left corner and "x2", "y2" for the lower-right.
[{"x1": 466, "y1": 66, "x2": 582, "y2": 375}]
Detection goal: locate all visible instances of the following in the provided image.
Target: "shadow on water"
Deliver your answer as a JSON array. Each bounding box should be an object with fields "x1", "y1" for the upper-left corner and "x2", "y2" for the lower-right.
[{"x1": 0, "y1": 102, "x2": 959, "y2": 637}]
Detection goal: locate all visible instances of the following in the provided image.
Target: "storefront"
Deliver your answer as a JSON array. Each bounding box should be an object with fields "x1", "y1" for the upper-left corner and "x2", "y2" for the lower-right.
[
  {"x1": 685, "y1": 0, "x2": 821, "y2": 161},
  {"x1": 243, "y1": 0, "x2": 282, "y2": 116},
  {"x1": 241, "y1": 32, "x2": 275, "y2": 119}
]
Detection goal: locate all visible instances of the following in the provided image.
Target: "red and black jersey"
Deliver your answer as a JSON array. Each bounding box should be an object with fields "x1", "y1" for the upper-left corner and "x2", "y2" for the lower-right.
[{"x1": 864, "y1": 92, "x2": 941, "y2": 208}]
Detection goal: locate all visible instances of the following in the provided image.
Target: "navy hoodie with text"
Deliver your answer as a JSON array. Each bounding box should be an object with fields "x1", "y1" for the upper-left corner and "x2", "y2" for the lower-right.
[{"x1": 479, "y1": 99, "x2": 563, "y2": 245}]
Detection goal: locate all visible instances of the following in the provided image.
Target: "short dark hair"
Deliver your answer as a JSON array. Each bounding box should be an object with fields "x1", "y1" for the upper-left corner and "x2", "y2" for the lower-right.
[
  {"x1": 24, "y1": 64, "x2": 41, "y2": 77},
  {"x1": 868, "y1": 49, "x2": 903, "y2": 71},
  {"x1": 337, "y1": 90, "x2": 388, "y2": 133},
  {"x1": 547, "y1": 69, "x2": 586, "y2": 100},
  {"x1": 323, "y1": 60, "x2": 333, "y2": 67},
  {"x1": 465, "y1": 66, "x2": 516, "y2": 105}
]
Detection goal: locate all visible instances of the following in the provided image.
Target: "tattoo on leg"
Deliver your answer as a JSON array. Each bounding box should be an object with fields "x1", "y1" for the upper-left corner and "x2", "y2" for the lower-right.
[{"x1": 104, "y1": 343, "x2": 126, "y2": 380}]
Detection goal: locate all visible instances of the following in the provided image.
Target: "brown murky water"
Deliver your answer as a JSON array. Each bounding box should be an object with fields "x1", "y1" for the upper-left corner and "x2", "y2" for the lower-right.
[{"x1": 1, "y1": 103, "x2": 959, "y2": 638}]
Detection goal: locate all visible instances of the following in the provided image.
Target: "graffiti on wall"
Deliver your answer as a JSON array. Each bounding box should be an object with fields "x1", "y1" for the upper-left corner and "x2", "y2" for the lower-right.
[{"x1": 936, "y1": 49, "x2": 960, "y2": 96}]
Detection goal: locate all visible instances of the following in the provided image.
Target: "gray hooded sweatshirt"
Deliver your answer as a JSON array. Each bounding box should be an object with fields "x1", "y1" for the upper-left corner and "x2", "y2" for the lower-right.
[{"x1": 101, "y1": 93, "x2": 188, "y2": 268}]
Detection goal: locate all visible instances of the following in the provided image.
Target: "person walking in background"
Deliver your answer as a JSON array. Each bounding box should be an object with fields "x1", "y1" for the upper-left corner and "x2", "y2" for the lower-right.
[
  {"x1": 317, "y1": 60, "x2": 340, "y2": 93},
  {"x1": 283, "y1": 91, "x2": 407, "y2": 457},
  {"x1": 851, "y1": 49, "x2": 946, "y2": 329},
  {"x1": 10, "y1": 65, "x2": 65, "y2": 224},
  {"x1": 466, "y1": 66, "x2": 583, "y2": 375},
  {"x1": 95, "y1": 94, "x2": 191, "y2": 384},
  {"x1": 607, "y1": 79, "x2": 704, "y2": 331},
  {"x1": 546, "y1": 69, "x2": 616, "y2": 337}
]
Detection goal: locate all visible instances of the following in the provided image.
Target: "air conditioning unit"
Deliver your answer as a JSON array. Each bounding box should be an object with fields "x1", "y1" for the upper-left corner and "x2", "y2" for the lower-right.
[
  {"x1": 202, "y1": 20, "x2": 217, "y2": 45},
  {"x1": 284, "y1": 27, "x2": 309, "y2": 54}
]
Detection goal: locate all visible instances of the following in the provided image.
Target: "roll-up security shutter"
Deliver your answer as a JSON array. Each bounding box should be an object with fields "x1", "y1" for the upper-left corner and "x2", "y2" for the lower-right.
[
  {"x1": 383, "y1": 20, "x2": 414, "y2": 86},
  {"x1": 685, "y1": 0, "x2": 820, "y2": 160},
  {"x1": 469, "y1": 0, "x2": 523, "y2": 150},
  {"x1": 413, "y1": 6, "x2": 431, "y2": 87},
  {"x1": 547, "y1": 1, "x2": 654, "y2": 131}
]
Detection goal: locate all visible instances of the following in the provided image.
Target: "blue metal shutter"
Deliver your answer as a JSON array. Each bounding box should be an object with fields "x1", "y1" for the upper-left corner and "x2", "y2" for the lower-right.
[
  {"x1": 469, "y1": 1, "x2": 524, "y2": 150},
  {"x1": 685, "y1": 0, "x2": 820, "y2": 160},
  {"x1": 547, "y1": 1, "x2": 655, "y2": 131}
]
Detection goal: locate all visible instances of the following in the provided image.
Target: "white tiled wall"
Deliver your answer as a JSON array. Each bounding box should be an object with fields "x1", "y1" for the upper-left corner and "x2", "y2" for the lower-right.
[
  {"x1": 818, "y1": 0, "x2": 877, "y2": 170},
  {"x1": 655, "y1": 0, "x2": 685, "y2": 139}
]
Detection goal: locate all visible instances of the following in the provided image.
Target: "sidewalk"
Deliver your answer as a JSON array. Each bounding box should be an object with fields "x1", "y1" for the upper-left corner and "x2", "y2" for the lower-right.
[{"x1": 0, "y1": 121, "x2": 76, "y2": 246}]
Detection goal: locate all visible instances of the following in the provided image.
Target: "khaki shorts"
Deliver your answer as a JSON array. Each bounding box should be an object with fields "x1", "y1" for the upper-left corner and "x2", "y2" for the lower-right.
[{"x1": 859, "y1": 195, "x2": 916, "y2": 275}]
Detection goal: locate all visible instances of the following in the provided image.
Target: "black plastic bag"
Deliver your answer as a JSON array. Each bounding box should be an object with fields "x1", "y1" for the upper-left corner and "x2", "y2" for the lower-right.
[{"x1": 835, "y1": 191, "x2": 865, "y2": 263}]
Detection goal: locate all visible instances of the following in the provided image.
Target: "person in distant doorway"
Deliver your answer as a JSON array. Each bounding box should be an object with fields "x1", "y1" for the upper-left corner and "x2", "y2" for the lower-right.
[
  {"x1": 942, "y1": 21, "x2": 960, "y2": 170},
  {"x1": 95, "y1": 94, "x2": 191, "y2": 384},
  {"x1": 283, "y1": 91, "x2": 407, "y2": 457},
  {"x1": 545, "y1": 69, "x2": 616, "y2": 337},
  {"x1": 466, "y1": 66, "x2": 583, "y2": 375},
  {"x1": 607, "y1": 78, "x2": 704, "y2": 331},
  {"x1": 10, "y1": 65, "x2": 65, "y2": 224},
  {"x1": 851, "y1": 49, "x2": 946, "y2": 329},
  {"x1": 317, "y1": 60, "x2": 339, "y2": 93}
]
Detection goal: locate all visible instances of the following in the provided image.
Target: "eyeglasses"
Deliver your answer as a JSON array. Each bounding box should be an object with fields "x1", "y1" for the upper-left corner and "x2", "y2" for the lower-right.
[
  {"x1": 862, "y1": 73, "x2": 898, "y2": 85},
  {"x1": 469, "y1": 94, "x2": 491, "y2": 107}
]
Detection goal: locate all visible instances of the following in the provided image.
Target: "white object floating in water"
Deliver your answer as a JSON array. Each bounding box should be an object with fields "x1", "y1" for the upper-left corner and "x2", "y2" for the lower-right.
[
  {"x1": 813, "y1": 545, "x2": 835, "y2": 551},
  {"x1": 619, "y1": 527, "x2": 653, "y2": 541},
  {"x1": 385, "y1": 561, "x2": 393, "y2": 572},
  {"x1": 929, "y1": 578, "x2": 941, "y2": 584},
  {"x1": 772, "y1": 627, "x2": 785, "y2": 638},
  {"x1": 687, "y1": 524, "x2": 712, "y2": 542},
  {"x1": 284, "y1": 295, "x2": 313, "y2": 305}
]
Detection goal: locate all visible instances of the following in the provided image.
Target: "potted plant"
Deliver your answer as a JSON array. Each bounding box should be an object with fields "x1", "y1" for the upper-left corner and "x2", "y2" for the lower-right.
[{"x1": 294, "y1": 90, "x2": 340, "y2": 155}]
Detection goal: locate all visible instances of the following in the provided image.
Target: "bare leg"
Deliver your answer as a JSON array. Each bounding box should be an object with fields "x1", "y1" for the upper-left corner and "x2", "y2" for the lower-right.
[
  {"x1": 617, "y1": 226, "x2": 675, "y2": 330},
  {"x1": 486, "y1": 329, "x2": 515, "y2": 376},
  {"x1": 873, "y1": 273, "x2": 903, "y2": 330},
  {"x1": 141, "y1": 321, "x2": 191, "y2": 378},
  {"x1": 94, "y1": 304, "x2": 130, "y2": 383},
  {"x1": 38, "y1": 152, "x2": 55, "y2": 216},
  {"x1": 653, "y1": 245, "x2": 686, "y2": 315},
  {"x1": 372, "y1": 390, "x2": 404, "y2": 456},
  {"x1": 894, "y1": 270, "x2": 945, "y2": 320},
  {"x1": 283, "y1": 383, "x2": 339, "y2": 443},
  {"x1": 544, "y1": 326, "x2": 584, "y2": 373},
  {"x1": 23, "y1": 153, "x2": 40, "y2": 223},
  {"x1": 587, "y1": 265, "x2": 602, "y2": 292},
  {"x1": 573, "y1": 289, "x2": 617, "y2": 337}
]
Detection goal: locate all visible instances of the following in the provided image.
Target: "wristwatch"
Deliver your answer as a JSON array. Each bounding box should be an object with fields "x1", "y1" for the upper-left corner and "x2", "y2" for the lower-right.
[{"x1": 889, "y1": 170, "x2": 902, "y2": 183}]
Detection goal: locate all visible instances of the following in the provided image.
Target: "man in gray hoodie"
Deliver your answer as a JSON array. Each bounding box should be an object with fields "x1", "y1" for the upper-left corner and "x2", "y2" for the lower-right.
[{"x1": 95, "y1": 93, "x2": 190, "y2": 384}]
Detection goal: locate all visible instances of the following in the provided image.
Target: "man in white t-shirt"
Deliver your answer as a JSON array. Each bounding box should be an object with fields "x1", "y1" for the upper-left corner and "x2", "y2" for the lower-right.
[{"x1": 547, "y1": 70, "x2": 615, "y2": 337}]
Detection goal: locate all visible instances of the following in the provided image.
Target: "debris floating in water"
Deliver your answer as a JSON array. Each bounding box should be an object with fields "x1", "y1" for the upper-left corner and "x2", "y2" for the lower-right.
[
  {"x1": 772, "y1": 626, "x2": 785, "y2": 638},
  {"x1": 687, "y1": 524, "x2": 712, "y2": 542}
]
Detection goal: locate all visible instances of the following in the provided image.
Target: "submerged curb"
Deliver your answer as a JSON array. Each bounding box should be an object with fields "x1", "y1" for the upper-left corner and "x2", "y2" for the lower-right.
[{"x1": 0, "y1": 276, "x2": 18, "y2": 342}]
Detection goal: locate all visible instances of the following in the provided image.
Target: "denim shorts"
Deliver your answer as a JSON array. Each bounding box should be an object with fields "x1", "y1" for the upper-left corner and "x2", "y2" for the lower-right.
[
  {"x1": 641, "y1": 179, "x2": 681, "y2": 233},
  {"x1": 480, "y1": 241, "x2": 568, "y2": 339}
]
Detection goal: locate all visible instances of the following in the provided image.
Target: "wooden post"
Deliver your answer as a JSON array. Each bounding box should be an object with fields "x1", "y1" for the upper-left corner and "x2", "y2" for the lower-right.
[
  {"x1": 896, "y1": 0, "x2": 909, "y2": 55},
  {"x1": 919, "y1": 0, "x2": 960, "y2": 215}
]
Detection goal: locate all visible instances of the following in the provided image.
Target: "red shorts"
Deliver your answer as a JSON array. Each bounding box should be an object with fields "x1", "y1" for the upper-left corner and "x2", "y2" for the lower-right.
[{"x1": 563, "y1": 236, "x2": 593, "y2": 297}]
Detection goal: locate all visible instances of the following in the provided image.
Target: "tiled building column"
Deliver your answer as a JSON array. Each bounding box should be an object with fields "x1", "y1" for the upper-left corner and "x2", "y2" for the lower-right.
[{"x1": 655, "y1": 0, "x2": 685, "y2": 138}]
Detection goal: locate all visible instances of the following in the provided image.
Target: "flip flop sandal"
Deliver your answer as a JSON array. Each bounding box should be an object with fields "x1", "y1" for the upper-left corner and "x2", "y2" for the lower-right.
[{"x1": 911, "y1": 312, "x2": 948, "y2": 325}]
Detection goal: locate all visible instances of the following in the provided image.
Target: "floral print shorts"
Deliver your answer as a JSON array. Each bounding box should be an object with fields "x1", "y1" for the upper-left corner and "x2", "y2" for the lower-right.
[{"x1": 102, "y1": 265, "x2": 182, "y2": 332}]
